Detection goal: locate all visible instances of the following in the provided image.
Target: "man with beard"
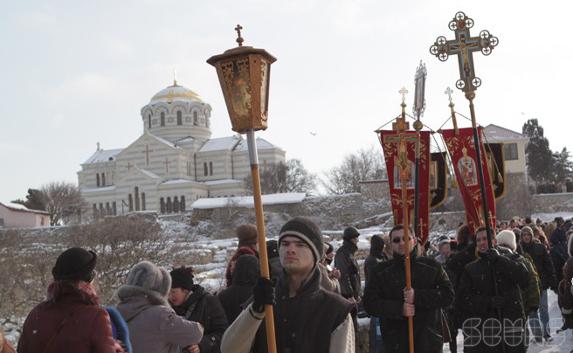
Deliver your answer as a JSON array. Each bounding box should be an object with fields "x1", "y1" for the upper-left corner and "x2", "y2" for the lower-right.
[
  {"x1": 221, "y1": 217, "x2": 355, "y2": 353},
  {"x1": 519, "y1": 225, "x2": 556, "y2": 343},
  {"x1": 169, "y1": 267, "x2": 228, "y2": 353},
  {"x1": 456, "y1": 228, "x2": 530, "y2": 353},
  {"x1": 363, "y1": 225, "x2": 454, "y2": 353}
]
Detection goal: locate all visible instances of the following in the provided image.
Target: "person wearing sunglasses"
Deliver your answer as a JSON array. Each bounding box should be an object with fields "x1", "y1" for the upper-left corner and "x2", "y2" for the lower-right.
[{"x1": 363, "y1": 225, "x2": 454, "y2": 353}]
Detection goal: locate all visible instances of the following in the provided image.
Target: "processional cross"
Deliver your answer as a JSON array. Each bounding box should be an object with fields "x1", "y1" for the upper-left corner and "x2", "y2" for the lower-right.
[
  {"x1": 235, "y1": 24, "x2": 244, "y2": 47},
  {"x1": 429, "y1": 11, "x2": 498, "y2": 100}
]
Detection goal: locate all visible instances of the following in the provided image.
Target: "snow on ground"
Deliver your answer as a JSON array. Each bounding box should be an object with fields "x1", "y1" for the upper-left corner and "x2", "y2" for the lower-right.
[{"x1": 532, "y1": 212, "x2": 573, "y2": 223}]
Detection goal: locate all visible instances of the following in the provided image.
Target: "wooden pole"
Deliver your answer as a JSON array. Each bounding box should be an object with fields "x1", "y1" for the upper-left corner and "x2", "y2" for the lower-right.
[
  {"x1": 398, "y1": 135, "x2": 415, "y2": 353},
  {"x1": 246, "y1": 130, "x2": 277, "y2": 353}
]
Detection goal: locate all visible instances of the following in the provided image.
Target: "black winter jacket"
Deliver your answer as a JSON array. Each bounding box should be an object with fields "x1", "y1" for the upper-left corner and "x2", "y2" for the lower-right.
[
  {"x1": 334, "y1": 240, "x2": 361, "y2": 300},
  {"x1": 521, "y1": 240, "x2": 556, "y2": 290},
  {"x1": 172, "y1": 285, "x2": 228, "y2": 353},
  {"x1": 456, "y1": 251, "x2": 529, "y2": 353},
  {"x1": 363, "y1": 252, "x2": 454, "y2": 353},
  {"x1": 218, "y1": 255, "x2": 259, "y2": 324}
]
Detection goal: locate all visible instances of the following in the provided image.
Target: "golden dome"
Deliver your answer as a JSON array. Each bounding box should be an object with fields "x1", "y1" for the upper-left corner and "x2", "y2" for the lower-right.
[{"x1": 150, "y1": 81, "x2": 203, "y2": 104}]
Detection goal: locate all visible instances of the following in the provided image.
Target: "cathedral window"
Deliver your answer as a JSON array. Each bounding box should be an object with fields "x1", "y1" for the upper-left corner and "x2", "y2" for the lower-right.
[
  {"x1": 206, "y1": 116, "x2": 210, "y2": 128},
  {"x1": 166, "y1": 197, "x2": 172, "y2": 213},
  {"x1": 177, "y1": 111, "x2": 182, "y2": 125},
  {"x1": 106, "y1": 202, "x2": 111, "y2": 216},
  {"x1": 141, "y1": 192, "x2": 146, "y2": 211},
  {"x1": 148, "y1": 115, "x2": 152, "y2": 129},
  {"x1": 209, "y1": 162, "x2": 213, "y2": 176},
  {"x1": 99, "y1": 203, "x2": 104, "y2": 217},
  {"x1": 193, "y1": 111, "x2": 198, "y2": 126},
  {"x1": 128, "y1": 194, "x2": 133, "y2": 212},
  {"x1": 96, "y1": 173, "x2": 100, "y2": 187},
  {"x1": 160, "y1": 197, "x2": 165, "y2": 214},
  {"x1": 204, "y1": 162, "x2": 208, "y2": 176},
  {"x1": 180, "y1": 196, "x2": 186, "y2": 212},
  {"x1": 112, "y1": 202, "x2": 117, "y2": 216},
  {"x1": 173, "y1": 196, "x2": 179, "y2": 213},
  {"x1": 93, "y1": 204, "x2": 98, "y2": 219},
  {"x1": 102, "y1": 173, "x2": 106, "y2": 186},
  {"x1": 134, "y1": 187, "x2": 140, "y2": 211},
  {"x1": 161, "y1": 112, "x2": 165, "y2": 127}
]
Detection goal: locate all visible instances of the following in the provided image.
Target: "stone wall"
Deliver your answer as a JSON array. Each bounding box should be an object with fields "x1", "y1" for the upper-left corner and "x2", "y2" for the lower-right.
[{"x1": 531, "y1": 192, "x2": 573, "y2": 213}]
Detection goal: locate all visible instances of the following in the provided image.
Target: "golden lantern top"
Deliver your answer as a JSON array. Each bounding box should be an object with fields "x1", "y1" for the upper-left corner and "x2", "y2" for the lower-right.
[{"x1": 207, "y1": 25, "x2": 277, "y2": 134}]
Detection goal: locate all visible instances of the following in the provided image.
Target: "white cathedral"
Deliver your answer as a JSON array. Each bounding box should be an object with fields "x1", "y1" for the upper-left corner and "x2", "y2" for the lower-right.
[{"x1": 78, "y1": 81, "x2": 285, "y2": 218}]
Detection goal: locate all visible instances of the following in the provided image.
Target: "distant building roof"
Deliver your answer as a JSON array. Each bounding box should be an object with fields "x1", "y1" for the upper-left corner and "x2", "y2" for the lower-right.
[
  {"x1": 234, "y1": 137, "x2": 280, "y2": 152},
  {"x1": 484, "y1": 124, "x2": 529, "y2": 142},
  {"x1": 0, "y1": 202, "x2": 50, "y2": 215},
  {"x1": 199, "y1": 135, "x2": 242, "y2": 152},
  {"x1": 83, "y1": 148, "x2": 123, "y2": 164}
]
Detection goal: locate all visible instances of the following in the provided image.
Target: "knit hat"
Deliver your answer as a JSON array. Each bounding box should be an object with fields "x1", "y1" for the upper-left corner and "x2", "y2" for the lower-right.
[
  {"x1": 279, "y1": 217, "x2": 323, "y2": 263},
  {"x1": 126, "y1": 261, "x2": 171, "y2": 299},
  {"x1": 170, "y1": 267, "x2": 195, "y2": 290},
  {"x1": 496, "y1": 230, "x2": 517, "y2": 251},
  {"x1": 236, "y1": 224, "x2": 258, "y2": 247},
  {"x1": 343, "y1": 226, "x2": 360, "y2": 240},
  {"x1": 521, "y1": 226, "x2": 533, "y2": 236},
  {"x1": 52, "y1": 247, "x2": 97, "y2": 282}
]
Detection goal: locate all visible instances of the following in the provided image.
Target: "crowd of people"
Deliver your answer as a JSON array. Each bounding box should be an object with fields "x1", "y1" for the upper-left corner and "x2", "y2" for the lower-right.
[{"x1": 4, "y1": 216, "x2": 573, "y2": 353}]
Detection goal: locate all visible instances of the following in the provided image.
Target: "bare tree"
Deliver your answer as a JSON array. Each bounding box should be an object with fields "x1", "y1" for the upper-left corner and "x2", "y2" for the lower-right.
[
  {"x1": 244, "y1": 159, "x2": 316, "y2": 194},
  {"x1": 41, "y1": 181, "x2": 86, "y2": 226},
  {"x1": 321, "y1": 146, "x2": 386, "y2": 195}
]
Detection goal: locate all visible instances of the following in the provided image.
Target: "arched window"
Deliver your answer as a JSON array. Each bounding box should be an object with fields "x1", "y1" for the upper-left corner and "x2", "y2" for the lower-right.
[
  {"x1": 141, "y1": 192, "x2": 146, "y2": 211},
  {"x1": 203, "y1": 162, "x2": 208, "y2": 176},
  {"x1": 128, "y1": 194, "x2": 133, "y2": 212},
  {"x1": 102, "y1": 173, "x2": 106, "y2": 186},
  {"x1": 193, "y1": 111, "x2": 198, "y2": 126},
  {"x1": 112, "y1": 202, "x2": 117, "y2": 216},
  {"x1": 177, "y1": 111, "x2": 182, "y2": 125},
  {"x1": 206, "y1": 116, "x2": 210, "y2": 128},
  {"x1": 180, "y1": 196, "x2": 186, "y2": 212},
  {"x1": 148, "y1": 115, "x2": 152, "y2": 129},
  {"x1": 160, "y1": 197, "x2": 165, "y2": 214},
  {"x1": 106, "y1": 202, "x2": 111, "y2": 215},
  {"x1": 161, "y1": 112, "x2": 165, "y2": 127},
  {"x1": 209, "y1": 162, "x2": 213, "y2": 176},
  {"x1": 134, "y1": 187, "x2": 140, "y2": 211},
  {"x1": 96, "y1": 173, "x2": 100, "y2": 187},
  {"x1": 99, "y1": 203, "x2": 104, "y2": 217},
  {"x1": 173, "y1": 196, "x2": 179, "y2": 213},
  {"x1": 93, "y1": 204, "x2": 98, "y2": 219},
  {"x1": 166, "y1": 197, "x2": 172, "y2": 213}
]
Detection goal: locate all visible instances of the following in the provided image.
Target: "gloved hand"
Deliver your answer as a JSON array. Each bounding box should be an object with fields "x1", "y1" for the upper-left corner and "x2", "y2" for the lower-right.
[
  {"x1": 481, "y1": 248, "x2": 500, "y2": 262},
  {"x1": 490, "y1": 295, "x2": 504, "y2": 309},
  {"x1": 253, "y1": 277, "x2": 275, "y2": 313}
]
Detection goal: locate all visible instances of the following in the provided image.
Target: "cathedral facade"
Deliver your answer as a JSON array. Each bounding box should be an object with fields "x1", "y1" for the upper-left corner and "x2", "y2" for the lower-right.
[{"x1": 78, "y1": 81, "x2": 285, "y2": 218}]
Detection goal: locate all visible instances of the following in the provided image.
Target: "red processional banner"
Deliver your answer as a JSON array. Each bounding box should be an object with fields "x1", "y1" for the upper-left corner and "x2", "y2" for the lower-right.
[
  {"x1": 379, "y1": 130, "x2": 431, "y2": 244},
  {"x1": 441, "y1": 127, "x2": 497, "y2": 233}
]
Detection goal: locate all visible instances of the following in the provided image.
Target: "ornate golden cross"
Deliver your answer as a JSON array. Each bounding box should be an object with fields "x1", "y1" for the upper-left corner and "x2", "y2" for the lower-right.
[
  {"x1": 445, "y1": 87, "x2": 454, "y2": 104},
  {"x1": 399, "y1": 87, "x2": 408, "y2": 104}
]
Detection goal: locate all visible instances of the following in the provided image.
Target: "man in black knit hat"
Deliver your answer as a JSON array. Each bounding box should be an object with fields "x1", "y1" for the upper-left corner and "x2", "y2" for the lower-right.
[
  {"x1": 221, "y1": 217, "x2": 355, "y2": 353},
  {"x1": 169, "y1": 267, "x2": 228, "y2": 353}
]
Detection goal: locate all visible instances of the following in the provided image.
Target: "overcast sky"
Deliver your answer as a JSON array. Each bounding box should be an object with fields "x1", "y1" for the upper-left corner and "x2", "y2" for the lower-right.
[{"x1": 1, "y1": 0, "x2": 570, "y2": 203}]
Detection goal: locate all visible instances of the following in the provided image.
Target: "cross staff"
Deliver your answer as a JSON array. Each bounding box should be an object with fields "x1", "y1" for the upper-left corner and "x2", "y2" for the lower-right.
[
  {"x1": 445, "y1": 87, "x2": 459, "y2": 134},
  {"x1": 412, "y1": 62, "x2": 426, "y2": 243},
  {"x1": 429, "y1": 11, "x2": 498, "y2": 248},
  {"x1": 430, "y1": 14, "x2": 504, "y2": 352},
  {"x1": 398, "y1": 134, "x2": 415, "y2": 353}
]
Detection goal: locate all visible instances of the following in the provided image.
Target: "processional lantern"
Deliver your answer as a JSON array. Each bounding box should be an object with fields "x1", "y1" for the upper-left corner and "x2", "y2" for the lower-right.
[
  {"x1": 207, "y1": 25, "x2": 278, "y2": 353},
  {"x1": 207, "y1": 25, "x2": 277, "y2": 133}
]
